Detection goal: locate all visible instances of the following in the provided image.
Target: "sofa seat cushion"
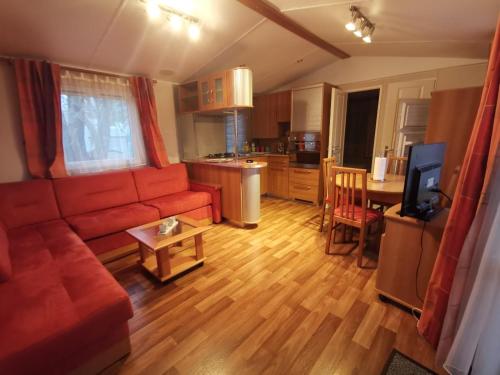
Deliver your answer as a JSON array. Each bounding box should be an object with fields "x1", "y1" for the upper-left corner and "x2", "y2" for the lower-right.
[
  {"x1": 0, "y1": 220, "x2": 133, "y2": 373},
  {"x1": 0, "y1": 223, "x2": 12, "y2": 282},
  {"x1": 86, "y1": 231, "x2": 138, "y2": 257},
  {"x1": 143, "y1": 191, "x2": 212, "y2": 218},
  {"x1": 66, "y1": 203, "x2": 160, "y2": 241}
]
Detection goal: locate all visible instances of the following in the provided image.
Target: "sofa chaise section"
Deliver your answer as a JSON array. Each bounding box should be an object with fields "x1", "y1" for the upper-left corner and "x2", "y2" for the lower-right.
[{"x1": 0, "y1": 180, "x2": 133, "y2": 374}]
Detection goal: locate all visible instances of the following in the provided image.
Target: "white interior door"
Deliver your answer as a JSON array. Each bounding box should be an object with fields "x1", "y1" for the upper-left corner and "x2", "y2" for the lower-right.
[
  {"x1": 379, "y1": 78, "x2": 436, "y2": 155},
  {"x1": 328, "y1": 88, "x2": 347, "y2": 165}
]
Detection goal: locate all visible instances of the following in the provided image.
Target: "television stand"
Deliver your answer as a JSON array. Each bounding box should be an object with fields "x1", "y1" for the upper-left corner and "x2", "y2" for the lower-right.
[
  {"x1": 397, "y1": 206, "x2": 443, "y2": 222},
  {"x1": 376, "y1": 203, "x2": 449, "y2": 312}
]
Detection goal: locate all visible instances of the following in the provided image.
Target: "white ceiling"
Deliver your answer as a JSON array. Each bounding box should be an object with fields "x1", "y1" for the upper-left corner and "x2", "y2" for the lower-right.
[{"x1": 0, "y1": 0, "x2": 497, "y2": 93}]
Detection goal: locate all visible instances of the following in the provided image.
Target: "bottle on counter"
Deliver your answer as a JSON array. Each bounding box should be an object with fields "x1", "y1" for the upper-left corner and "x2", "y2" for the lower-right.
[
  {"x1": 251, "y1": 142, "x2": 256, "y2": 152},
  {"x1": 243, "y1": 141, "x2": 250, "y2": 154}
]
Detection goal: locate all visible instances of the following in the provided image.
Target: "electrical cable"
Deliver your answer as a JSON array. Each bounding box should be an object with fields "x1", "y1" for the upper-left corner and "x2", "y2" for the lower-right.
[
  {"x1": 415, "y1": 221, "x2": 427, "y2": 303},
  {"x1": 431, "y1": 188, "x2": 453, "y2": 203}
]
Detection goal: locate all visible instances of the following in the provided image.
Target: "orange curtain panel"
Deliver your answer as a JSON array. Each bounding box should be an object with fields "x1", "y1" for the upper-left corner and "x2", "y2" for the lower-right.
[
  {"x1": 13, "y1": 59, "x2": 67, "y2": 178},
  {"x1": 129, "y1": 77, "x2": 169, "y2": 168},
  {"x1": 417, "y1": 17, "x2": 500, "y2": 348}
]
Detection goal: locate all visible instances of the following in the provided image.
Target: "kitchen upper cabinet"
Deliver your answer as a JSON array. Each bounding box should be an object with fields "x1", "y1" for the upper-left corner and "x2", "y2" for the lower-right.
[
  {"x1": 291, "y1": 85, "x2": 324, "y2": 132},
  {"x1": 277, "y1": 90, "x2": 291, "y2": 122},
  {"x1": 177, "y1": 67, "x2": 253, "y2": 113},
  {"x1": 251, "y1": 96, "x2": 268, "y2": 138},
  {"x1": 198, "y1": 71, "x2": 229, "y2": 111},
  {"x1": 251, "y1": 90, "x2": 291, "y2": 139}
]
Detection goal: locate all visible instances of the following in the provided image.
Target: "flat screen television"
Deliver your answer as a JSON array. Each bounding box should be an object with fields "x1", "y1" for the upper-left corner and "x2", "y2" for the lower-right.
[{"x1": 400, "y1": 142, "x2": 446, "y2": 221}]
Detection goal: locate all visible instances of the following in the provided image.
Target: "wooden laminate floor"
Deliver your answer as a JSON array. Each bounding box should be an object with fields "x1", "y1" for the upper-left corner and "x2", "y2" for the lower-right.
[{"x1": 107, "y1": 197, "x2": 443, "y2": 375}]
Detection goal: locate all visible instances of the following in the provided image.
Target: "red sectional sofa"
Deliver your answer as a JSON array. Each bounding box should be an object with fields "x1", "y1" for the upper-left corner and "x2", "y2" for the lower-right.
[
  {"x1": 0, "y1": 163, "x2": 221, "y2": 374},
  {"x1": 54, "y1": 164, "x2": 221, "y2": 259}
]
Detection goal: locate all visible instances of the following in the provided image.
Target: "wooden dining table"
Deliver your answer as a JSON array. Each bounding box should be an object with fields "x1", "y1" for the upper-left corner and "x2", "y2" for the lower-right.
[{"x1": 335, "y1": 173, "x2": 405, "y2": 206}]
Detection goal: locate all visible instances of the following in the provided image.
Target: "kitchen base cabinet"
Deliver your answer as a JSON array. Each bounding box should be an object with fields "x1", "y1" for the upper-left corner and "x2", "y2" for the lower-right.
[
  {"x1": 268, "y1": 166, "x2": 289, "y2": 199},
  {"x1": 267, "y1": 155, "x2": 289, "y2": 198},
  {"x1": 289, "y1": 168, "x2": 319, "y2": 205}
]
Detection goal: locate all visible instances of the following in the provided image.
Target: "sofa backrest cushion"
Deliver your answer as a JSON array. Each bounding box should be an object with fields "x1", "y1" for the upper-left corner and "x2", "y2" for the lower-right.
[
  {"x1": 133, "y1": 164, "x2": 189, "y2": 201},
  {"x1": 0, "y1": 222, "x2": 12, "y2": 282},
  {"x1": 0, "y1": 180, "x2": 61, "y2": 229},
  {"x1": 53, "y1": 171, "x2": 139, "y2": 217}
]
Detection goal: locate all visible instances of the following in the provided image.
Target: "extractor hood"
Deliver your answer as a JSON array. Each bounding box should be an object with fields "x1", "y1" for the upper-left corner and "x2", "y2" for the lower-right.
[{"x1": 232, "y1": 67, "x2": 253, "y2": 107}]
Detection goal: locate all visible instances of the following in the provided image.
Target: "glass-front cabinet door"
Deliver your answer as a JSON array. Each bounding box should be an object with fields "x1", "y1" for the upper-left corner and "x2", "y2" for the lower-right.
[
  {"x1": 211, "y1": 73, "x2": 227, "y2": 109},
  {"x1": 199, "y1": 79, "x2": 211, "y2": 110}
]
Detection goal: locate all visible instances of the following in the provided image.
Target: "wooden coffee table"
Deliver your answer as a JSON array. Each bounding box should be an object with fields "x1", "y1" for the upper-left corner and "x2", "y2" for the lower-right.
[{"x1": 126, "y1": 215, "x2": 212, "y2": 282}]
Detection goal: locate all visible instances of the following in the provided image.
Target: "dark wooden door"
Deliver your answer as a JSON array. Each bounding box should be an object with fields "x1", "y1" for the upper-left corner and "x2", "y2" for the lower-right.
[{"x1": 343, "y1": 89, "x2": 379, "y2": 171}]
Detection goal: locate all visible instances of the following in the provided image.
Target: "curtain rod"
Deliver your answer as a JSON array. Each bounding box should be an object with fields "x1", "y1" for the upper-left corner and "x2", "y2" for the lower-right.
[{"x1": 0, "y1": 56, "x2": 157, "y2": 83}]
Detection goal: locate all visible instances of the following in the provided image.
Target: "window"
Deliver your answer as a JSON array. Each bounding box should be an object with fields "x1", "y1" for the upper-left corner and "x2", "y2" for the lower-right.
[
  {"x1": 60, "y1": 70, "x2": 147, "y2": 175},
  {"x1": 225, "y1": 110, "x2": 249, "y2": 154}
]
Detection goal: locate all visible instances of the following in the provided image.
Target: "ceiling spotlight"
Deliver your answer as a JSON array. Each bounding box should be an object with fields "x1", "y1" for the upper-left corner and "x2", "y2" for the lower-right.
[
  {"x1": 344, "y1": 7, "x2": 358, "y2": 31},
  {"x1": 169, "y1": 14, "x2": 183, "y2": 31},
  {"x1": 140, "y1": 0, "x2": 200, "y2": 41},
  {"x1": 345, "y1": 6, "x2": 375, "y2": 43},
  {"x1": 188, "y1": 23, "x2": 200, "y2": 41},
  {"x1": 146, "y1": 0, "x2": 161, "y2": 20},
  {"x1": 345, "y1": 22, "x2": 356, "y2": 31}
]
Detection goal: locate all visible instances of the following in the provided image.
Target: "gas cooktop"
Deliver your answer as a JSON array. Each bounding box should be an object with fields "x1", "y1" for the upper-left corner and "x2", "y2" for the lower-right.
[{"x1": 206, "y1": 152, "x2": 236, "y2": 159}]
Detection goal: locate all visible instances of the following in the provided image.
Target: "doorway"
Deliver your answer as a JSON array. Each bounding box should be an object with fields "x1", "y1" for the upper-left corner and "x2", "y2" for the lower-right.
[{"x1": 343, "y1": 89, "x2": 380, "y2": 171}]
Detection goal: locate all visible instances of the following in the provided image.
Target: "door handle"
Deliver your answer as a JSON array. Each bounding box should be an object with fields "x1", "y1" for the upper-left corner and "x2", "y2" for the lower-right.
[{"x1": 293, "y1": 185, "x2": 312, "y2": 191}]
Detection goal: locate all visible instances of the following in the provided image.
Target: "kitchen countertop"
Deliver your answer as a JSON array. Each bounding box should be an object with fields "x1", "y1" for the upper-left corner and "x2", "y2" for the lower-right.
[
  {"x1": 289, "y1": 162, "x2": 320, "y2": 170},
  {"x1": 241, "y1": 153, "x2": 289, "y2": 157},
  {"x1": 183, "y1": 159, "x2": 268, "y2": 169}
]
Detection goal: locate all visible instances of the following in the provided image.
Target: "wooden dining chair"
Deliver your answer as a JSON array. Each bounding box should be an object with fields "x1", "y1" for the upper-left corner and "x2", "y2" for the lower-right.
[
  {"x1": 319, "y1": 156, "x2": 336, "y2": 232},
  {"x1": 325, "y1": 166, "x2": 384, "y2": 268},
  {"x1": 386, "y1": 154, "x2": 408, "y2": 175}
]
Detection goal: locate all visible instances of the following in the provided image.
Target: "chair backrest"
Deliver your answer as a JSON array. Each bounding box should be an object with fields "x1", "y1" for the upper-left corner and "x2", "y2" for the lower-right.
[
  {"x1": 386, "y1": 154, "x2": 408, "y2": 175},
  {"x1": 322, "y1": 157, "x2": 336, "y2": 200},
  {"x1": 332, "y1": 166, "x2": 368, "y2": 224}
]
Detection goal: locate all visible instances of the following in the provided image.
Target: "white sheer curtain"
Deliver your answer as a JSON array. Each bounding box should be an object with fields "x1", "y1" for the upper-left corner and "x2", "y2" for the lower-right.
[
  {"x1": 60, "y1": 69, "x2": 147, "y2": 175},
  {"x1": 439, "y1": 153, "x2": 500, "y2": 375}
]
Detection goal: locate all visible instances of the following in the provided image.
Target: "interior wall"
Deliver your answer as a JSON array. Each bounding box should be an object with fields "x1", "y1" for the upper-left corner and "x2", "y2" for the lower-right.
[
  {"x1": 177, "y1": 114, "x2": 226, "y2": 159},
  {"x1": 278, "y1": 56, "x2": 487, "y2": 90},
  {"x1": 153, "y1": 80, "x2": 180, "y2": 163},
  {"x1": 278, "y1": 57, "x2": 488, "y2": 165},
  {"x1": 0, "y1": 62, "x2": 28, "y2": 183},
  {"x1": 0, "y1": 62, "x2": 180, "y2": 183}
]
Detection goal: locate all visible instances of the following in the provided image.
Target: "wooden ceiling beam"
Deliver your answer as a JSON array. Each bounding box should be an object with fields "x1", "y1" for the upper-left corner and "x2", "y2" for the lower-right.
[{"x1": 237, "y1": 0, "x2": 350, "y2": 59}]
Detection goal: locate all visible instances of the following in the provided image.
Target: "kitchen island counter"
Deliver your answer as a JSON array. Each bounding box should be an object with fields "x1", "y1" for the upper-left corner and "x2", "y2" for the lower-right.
[
  {"x1": 183, "y1": 159, "x2": 267, "y2": 169},
  {"x1": 183, "y1": 159, "x2": 265, "y2": 227}
]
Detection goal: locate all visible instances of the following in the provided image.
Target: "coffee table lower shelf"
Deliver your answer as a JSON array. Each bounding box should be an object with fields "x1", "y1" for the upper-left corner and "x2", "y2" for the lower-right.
[{"x1": 141, "y1": 253, "x2": 206, "y2": 282}]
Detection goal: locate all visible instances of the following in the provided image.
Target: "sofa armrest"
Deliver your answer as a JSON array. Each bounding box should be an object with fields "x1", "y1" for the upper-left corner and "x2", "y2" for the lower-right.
[{"x1": 189, "y1": 181, "x2": 222, "y2": 223}]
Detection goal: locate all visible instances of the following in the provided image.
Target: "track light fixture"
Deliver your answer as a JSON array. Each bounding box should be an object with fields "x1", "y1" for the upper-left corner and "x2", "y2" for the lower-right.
[
  {"x1": 344, "y1": 6, "x2": 375, "y2": 44},
  {"x1": 141, "y1": 0, "x2": 201, "y2": 41}
]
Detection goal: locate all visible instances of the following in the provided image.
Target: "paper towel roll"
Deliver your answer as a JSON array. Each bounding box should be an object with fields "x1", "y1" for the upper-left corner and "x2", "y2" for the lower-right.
[{"x1": 373, "y1": 157, "x2": 387, "y2": 181}]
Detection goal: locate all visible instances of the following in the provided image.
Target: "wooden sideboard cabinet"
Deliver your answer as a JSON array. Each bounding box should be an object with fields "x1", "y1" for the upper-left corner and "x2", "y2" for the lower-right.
[{"x1": 375, "y1": 204, "x2": 449, "y2": 311}]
